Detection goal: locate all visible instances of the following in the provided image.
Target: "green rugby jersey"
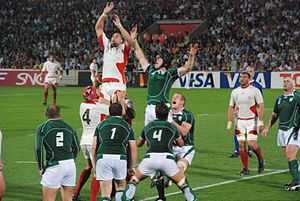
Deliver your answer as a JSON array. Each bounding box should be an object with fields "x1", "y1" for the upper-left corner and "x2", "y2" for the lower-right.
[
  {"x1": 141, "y1": 120, "x2": 180, "y2": 154},
  {"x1": 273, "y1": 91, "x2": 300, "y2": 130},
  {"x1": 94, "y1": 116, "x2": 135, "y2": 159},
  {"x1": 35, "y1": 119, "x2": 80, "y2": 170},
  {"x1": 173, "y1": 109, "x2": 195, "y2": 146},
  {"x1": 146, "y1": 65, "x2": 179, "y2": 105}
]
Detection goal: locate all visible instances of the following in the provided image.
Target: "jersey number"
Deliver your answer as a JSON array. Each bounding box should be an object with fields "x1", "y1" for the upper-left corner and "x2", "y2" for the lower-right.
[
  {"x1": 56, "y1": 132, "x2": 64, "y2": 147},
  {"x1": 82, "y1": 109, "x2": 91, "y2": 125},
  {"x1": 111, "y1": 128, "x2": 117, "y2": 140},
  {"x1": 153, "y1": 130, "x2": 162, "y2": 142}
]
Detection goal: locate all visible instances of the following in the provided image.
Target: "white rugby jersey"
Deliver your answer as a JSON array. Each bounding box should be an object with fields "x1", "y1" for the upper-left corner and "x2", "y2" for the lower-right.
[
  {"x1": 97, "y1": 33, "x2": 130, "y2": 84},
  {"x1": 229, "y1": 85, "x2": 264, "y2": 119},
  {"x1": 89, "y1": 62, "x2": 98, "y2": 73},
  {"x1": 79, "y1": 101, "x2": 109, "y2": 145},
  {"x1": 42, "y1": 61, "x2": 61, "y2": 79}
]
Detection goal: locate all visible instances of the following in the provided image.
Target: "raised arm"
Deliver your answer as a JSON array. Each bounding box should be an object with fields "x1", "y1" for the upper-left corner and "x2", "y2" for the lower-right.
[
  {"x1": 134, "y1": 39, "x2": 149, "y2": 72},
  {"x1": 177, "y1": 44, "x2": 199, "y2": 76},
  {"x1": 112, "y1": 15, "x2": 135, "y2": 47},
  {"x1": 95, "y1": 2, "x2": 114, "y2": 38}
]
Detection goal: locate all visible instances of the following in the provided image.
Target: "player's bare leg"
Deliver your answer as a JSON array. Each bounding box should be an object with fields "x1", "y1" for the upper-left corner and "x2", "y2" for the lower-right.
[
  {"x1": 43, "y1": 84, "x2": 50, "y2": 105},
  {"x1": 73, "y1": 160, "x2": 93, "y2": 200},
  {"x1": 170, "y1": 170, "x2": 197, "y2": 201},
  {"x1": 99, "y1": 180, "x2": 113, "y2": 200},
  {"x1": 114, "y1": 179, "x2": 126, "y2": 201},
  {"x1": 0, "y1": 161, "x2": 5, "y2": 201},
  {"x1": 248, "y1": 140, "x2": 264, "y2": 174},
  {"x1": 42, "y1": 187, "x2": 58, "y2": 201},
  {"x1": 285, "y1": 144, "x2": 300, "y2": 191},
  {"x1": 61, "y1": 186, "x2": 74, "y2": 201},
  {"x1": 238, "y1": 140, "x2": 250, "y2": 176},
  {"x1": 52, "y1": 84, "x2": 57, "y2": 105}
]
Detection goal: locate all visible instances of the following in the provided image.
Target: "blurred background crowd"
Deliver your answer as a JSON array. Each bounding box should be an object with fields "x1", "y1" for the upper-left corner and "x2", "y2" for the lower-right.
[{"x1": 0, "y1": 0, "x2": 299, "y2": 73}]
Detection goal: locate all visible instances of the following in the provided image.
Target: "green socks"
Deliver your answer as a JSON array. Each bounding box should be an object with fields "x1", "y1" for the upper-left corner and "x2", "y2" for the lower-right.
[{"x1": 288, "y1": 160, "x2": 300, "y2": 183}]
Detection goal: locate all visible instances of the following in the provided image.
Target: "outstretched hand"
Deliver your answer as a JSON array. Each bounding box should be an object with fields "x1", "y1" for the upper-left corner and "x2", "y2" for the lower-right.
[
  {"x1": 189, "y1": 43, "x2": 199, "y2": 56},
  {"x1": 103, "y1": 2, "x2": 114, "y2": 14},
  {"x1": 130, "y1": 25, "x2": 138, "y2": 40},
  {"x1": 112, "y1": 14, "x2": 122, "y2": 28}
]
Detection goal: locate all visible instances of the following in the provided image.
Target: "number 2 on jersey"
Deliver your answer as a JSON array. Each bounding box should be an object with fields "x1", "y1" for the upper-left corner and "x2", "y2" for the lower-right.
[
  {"x1": 153, "y1": 129, "x2": 162, "y2": 141},
  {"x1": 111, "y1": 128, "x2": 116, "y2": 139},
  {"x1": 82, "y1": 109, "x2": 91, "y2": 125},
  {"x1": 56, "y1": 132, "x2": 64, "y2": 147}
]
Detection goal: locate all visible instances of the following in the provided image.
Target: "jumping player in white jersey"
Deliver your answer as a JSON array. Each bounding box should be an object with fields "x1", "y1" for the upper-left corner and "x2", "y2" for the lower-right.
[
  {"x1": 227, "y1": 72, "x2": 265, "y2": 176},
  {"x1": 95, "y1": 2, "x2": 135, "y2": 102},
  {"x1": 41, "y1": 55, "x2": 63, "y2": 105},
  {"x1": 73, "y1": 86, "x2": 109, "y2": 201}
]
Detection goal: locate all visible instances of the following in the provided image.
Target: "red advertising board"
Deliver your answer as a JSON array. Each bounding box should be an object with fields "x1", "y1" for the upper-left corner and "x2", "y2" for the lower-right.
[{"x1": 0, "y1": 69, "x2": 43, "y2": 86}]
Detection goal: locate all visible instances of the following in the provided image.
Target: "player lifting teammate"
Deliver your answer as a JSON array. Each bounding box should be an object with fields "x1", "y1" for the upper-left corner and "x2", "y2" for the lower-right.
[
  {"x1": 93, "y1": 103, "x2": 137, "y2": 201},
  {"x1": 263, "y1": 78, "x2": 300, "y2": 191},
  {"x1": 35, "y1": 105, "x2": 80, "y2": 201},
  {"x1": 123, "y1": 103, "x2": 197, "y2": 201},
  {"x1": 227, "y1": 72, "x2": 265, "y2": 176},
  {"x1": 41, "y1": 55, "x2": 63, "y2": 105},
  {"x1": 73, "y1": 86, "x2": 109, "y2": 201}
]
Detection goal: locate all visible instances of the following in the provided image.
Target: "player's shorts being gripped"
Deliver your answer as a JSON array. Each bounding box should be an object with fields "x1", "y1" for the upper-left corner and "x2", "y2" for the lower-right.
[
  {"x1": 235, "y1": 118, "x2": 258, "y2": 141},
  {"x1": 144, "y1": 104, "x2": 173, "y2": 125},
  {"x1": 41, "y1": 159, "x2": 76, "y2": 188},
  {"x1": 44, "y1": 77, "x2": 58, "y2": 86},
  {"x1": 96, "y1": 154, "x2": 127, "y2": 181},
  {"x1": 173, "y1": 146, "x2": 195, "y2": 165},
  {"x1": 287, "y1": 128, "x2": 300, "y2": 148},
  {"x1": 100, "y1": 82, "x2": 127, "y2": 101},
  {"x1": 277, "y1": 128, "x2": 294, "y2": 147},
  {"x1": 138, "y1": 153, "x2": 180, "y2": 177}
]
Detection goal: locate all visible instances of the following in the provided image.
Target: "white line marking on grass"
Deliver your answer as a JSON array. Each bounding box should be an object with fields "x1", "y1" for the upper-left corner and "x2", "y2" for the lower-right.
[
  {"x1": 140, "y1": 169, "x2": 288, "y2": 201},
  {"x1": 15, "y1": 161, "x2": 37, "y2": 164}
]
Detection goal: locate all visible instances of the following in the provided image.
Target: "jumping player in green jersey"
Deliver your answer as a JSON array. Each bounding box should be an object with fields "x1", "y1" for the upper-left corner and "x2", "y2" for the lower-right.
[
  {"x1": 130, "y1": 27, "x2": 199, "y2": 125},
  {"x1": 35, "y1": 105, "x2": 80, "y2": 201},
  {"x1": 122, "y1": 103, "x2": 198, "y2": 201},
  {"x1": 93, "y1": 103, "x2": 137, "y2": 201},
  {"x1": 263, "y1": 78, "x2": 300, "y2": 191}
]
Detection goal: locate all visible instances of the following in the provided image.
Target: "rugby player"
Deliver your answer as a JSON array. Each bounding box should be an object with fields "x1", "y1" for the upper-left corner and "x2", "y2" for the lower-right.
[
  {"x1": 123, "y1": 103, "x2": 197, "y2": 201},
  {"x1": 227, "y1": 72, "x2": 265, "y2": 176},
  {"x1": 41, "y1": 55, "x2": 63, "y2": 105},
  {"x1": 35, "y1": 105, "x2": 80, "y2": 201},
  {"x1": 73, "y1": 86, "x2": 109, "y2": 201},
  {"x1": 93, "y1": 103, "x2": 137, "y2": 201}
]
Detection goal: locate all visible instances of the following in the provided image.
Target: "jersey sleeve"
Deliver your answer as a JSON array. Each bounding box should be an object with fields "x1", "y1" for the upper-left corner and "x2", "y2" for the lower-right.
[
  {"x1": 71, "y1": 129, "x2": 80, "y2": 158},
  {"x1": 229, "y1": 91, "x2": 235, "y2": 107},
  {"x1": 35, "y1": 125, "x2": 44, "y2": 170},
  {"x1": 128, "y1": 128, "x2": 135, "y2": 140},
  {"x1": 294, "y1": 91, "x2": 300, "y2": 105},
  {"x1": 140, "y1": 128, "x2": 146, "y2": 140},
  {"x1": 168, "y1": 67, "x2": 180, "y2": 79},
  {"x1": 185, "y1": 112, "x2": 194, "y2": 125},
  {"x1": 146, "y1": 64, "x2": 156, "y2": 74},
  {"x1": 254, "y1": 88, "x2": 264, "y2": 104},
  {"x1": 97, "y1": 33, "x2": 109, "y2": 50},
  {"x1": 273, "y1": 97, "x2": 280, "y2": 114}
]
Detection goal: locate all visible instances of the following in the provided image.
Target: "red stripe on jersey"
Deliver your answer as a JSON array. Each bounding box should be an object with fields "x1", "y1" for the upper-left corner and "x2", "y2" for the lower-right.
[
  {"x1": 102, "y1": 78, "x2": 120, "y2": 83},
  {"x1": 250, "y1": 104, "x2": 258, "y2": 116},
  {"x1": 115, "y1": 45, "x2": 130, "y2": 83},
  {"x1": 97, "y1": 34, "x2": 104, "y2": 49},
  {"x1": 83, "y1": 100, "x2": 96, "y2": 104},
  {"x1": 100, "y1": 114, "x2": 107, "y2": 121}
]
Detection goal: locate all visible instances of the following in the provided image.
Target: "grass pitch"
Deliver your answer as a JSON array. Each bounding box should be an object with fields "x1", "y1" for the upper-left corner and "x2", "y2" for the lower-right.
[{"x1": 0, "y1": 86, "x2": 298, "y2": 201}]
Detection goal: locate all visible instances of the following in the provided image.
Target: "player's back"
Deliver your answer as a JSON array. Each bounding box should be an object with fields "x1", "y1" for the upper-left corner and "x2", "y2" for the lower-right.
[
  {"x1": 37, "y1": 119, "x2": 79, "y2": 165},
  {"x1": 142, "y1": 120, "x2": 179, "y2": 154},
  {"x1": 80, "y1": 101, "x2": 109, "y2": 145},
  {"x1": 231, "y1": 85, "x2": 263, "y2": 119},
  {"x1": 95, "y1": 116, "x2": 134, "y2": 156},
  {"x1": 147, "y1": 65, "x2": 179, "y2": 104}
]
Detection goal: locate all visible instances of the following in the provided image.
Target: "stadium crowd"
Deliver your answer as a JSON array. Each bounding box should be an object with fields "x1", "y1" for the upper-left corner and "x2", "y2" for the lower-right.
[{"x1": 0, "y1": 0, "x2": 299, "y2": 72}]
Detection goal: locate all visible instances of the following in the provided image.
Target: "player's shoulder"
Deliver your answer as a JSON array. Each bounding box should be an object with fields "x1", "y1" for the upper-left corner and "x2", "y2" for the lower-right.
[
  {"x1": 183, "y1": 109, "x2": 194, "y2": 119},
  {"x1": 294, "y1": 90, "x2": 300, "y2": 97}
]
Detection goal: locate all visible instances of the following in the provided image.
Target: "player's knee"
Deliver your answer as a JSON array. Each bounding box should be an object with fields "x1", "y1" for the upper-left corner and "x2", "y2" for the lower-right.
[{"x1": 176, "y1": 176, "x2": 187, "y2": 189}]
